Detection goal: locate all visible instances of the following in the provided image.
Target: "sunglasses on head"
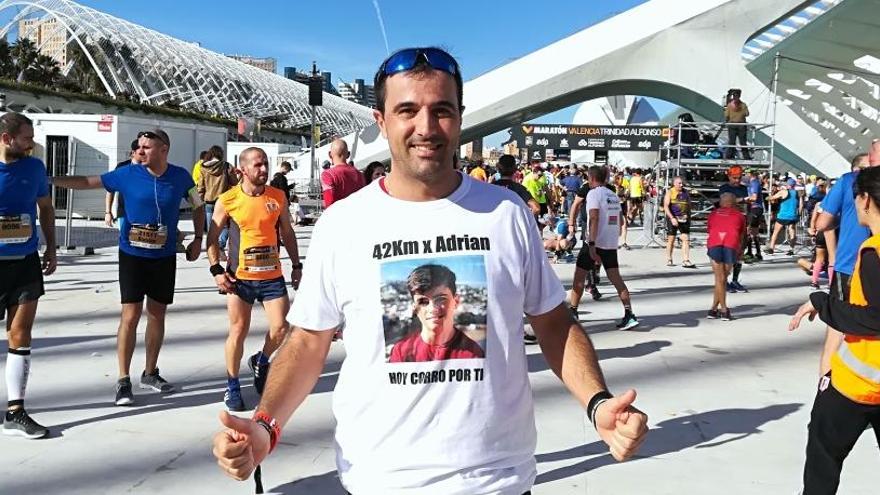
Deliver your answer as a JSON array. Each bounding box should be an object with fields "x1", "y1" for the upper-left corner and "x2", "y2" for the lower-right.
[
  {"x1": 380, "y1": 48, "x2": 459, "y2": 78},
  {"x1": 137, "y1": 131, "x2": 169, "y2": 146}
]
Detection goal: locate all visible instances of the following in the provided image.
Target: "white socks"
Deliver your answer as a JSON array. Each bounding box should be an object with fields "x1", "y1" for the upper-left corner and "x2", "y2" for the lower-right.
[{"x1": 6, "y1": 347, "x2": 31, "y2": 408}]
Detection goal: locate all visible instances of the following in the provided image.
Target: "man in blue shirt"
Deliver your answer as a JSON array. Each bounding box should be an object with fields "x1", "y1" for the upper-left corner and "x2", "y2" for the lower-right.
[
  {"x1": 744, "y1": 169, "x2": 765, "y2": 262},
  {"x1": 815, "y1": 150, "x2": 875, "y2": 376},
  {"x1": 560, "y1": 167, "x2": 583, "y2": 217},
  {"x1": 0, "y1": 112, "x2": 56, "y2": 439},
  {"x1": 52, "y1": 128, "x2": 205, "y2": 406}
]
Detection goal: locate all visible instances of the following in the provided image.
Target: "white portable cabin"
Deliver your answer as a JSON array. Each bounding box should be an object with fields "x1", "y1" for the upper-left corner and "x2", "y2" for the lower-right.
[{"x1": 27, "y1": 113, "x2": 227, "y2": 218}]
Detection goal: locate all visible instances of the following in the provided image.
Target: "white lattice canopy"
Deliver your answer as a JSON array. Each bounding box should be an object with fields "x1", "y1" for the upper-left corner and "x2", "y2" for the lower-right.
[{"x1": 0, "y1": 0, "x2": 376, "y2": 137}]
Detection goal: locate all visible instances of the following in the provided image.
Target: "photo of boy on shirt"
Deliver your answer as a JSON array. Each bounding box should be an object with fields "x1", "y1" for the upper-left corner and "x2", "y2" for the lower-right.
[{"x1": 383, "y1": 258, "x2": 487, "y2": 363}]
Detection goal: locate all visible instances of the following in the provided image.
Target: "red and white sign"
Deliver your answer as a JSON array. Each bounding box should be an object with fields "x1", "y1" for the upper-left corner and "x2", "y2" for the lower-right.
[
  {"x1": 98, "y1": 121, "x2": 113, "y2": 132},
  {"x1": 100, "y1": 114, "x2": 114, "y2": 122}
]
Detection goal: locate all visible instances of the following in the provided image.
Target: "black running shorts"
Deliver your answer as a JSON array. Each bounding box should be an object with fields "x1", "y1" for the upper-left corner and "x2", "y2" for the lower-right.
[
  {"x1": 119, "y1": 250, "x2": 176, "y2": 305},
  {"x1": 666, "y1": 218, "x2": 690, "y2": 236},
  {"x1": 748, "y1": 207, "x2": 764, "y2": 229},
  {"x1": 576, "y1": 246, "x2": 619, "y2": 271},
  {"x1": 0, "y1": 252, "x2": 44, "y2": 321}
]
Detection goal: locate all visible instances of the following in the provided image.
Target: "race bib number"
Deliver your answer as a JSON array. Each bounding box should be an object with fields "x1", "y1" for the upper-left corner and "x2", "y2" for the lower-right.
[
  {"x1": 243, "y1": 245, "x2": 280, "y2": 272},
  {"x1": 0, "y1": 214, "x2": 32, "y2": 244},
  {"x1": 128, "y1": 224, "x2": 168, "y2": 249}
]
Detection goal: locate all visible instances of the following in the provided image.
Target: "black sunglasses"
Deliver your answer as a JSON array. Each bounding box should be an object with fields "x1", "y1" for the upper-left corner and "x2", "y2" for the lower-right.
[
  {"x1": 380, "y1": 48, "x2": 459, "y2": 78},
  {"x1": 137, "y1": 131, "x2": 169, "y2": 146}
]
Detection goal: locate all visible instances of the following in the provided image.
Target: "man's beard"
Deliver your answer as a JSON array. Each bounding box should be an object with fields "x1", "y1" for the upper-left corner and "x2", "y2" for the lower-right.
[{"x1": 5, "y1": 148, "x2": 26, "y2": 161}]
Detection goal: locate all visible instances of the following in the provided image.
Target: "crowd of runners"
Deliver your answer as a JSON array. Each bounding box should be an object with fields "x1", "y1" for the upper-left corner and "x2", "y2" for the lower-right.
[{"x1": 1, "y1": 45, "x2": 878, "y2": 495}]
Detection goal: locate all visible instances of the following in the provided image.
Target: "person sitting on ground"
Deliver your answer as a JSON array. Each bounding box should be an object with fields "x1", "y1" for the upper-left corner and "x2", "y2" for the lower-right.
[
  {"x1": 543, "y1": 213, "x2": 574, "y2": 263},
  {"x1": 707, "y1": 192, "x2": 747, "y2": 321}
]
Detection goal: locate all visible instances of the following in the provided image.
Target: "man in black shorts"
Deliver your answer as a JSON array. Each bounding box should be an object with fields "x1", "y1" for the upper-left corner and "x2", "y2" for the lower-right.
[
  {"x1": 570, "y1": 166, "x2": 639, "y2": 330},
  {"x1": 663, "y1": 176, "x2": 695, "y2": 268},
  {"x1": 568, "y1": 179, "x2": 602, "y2": 302},
  {"x1": 52, "y1": 129, "x2": 206, "y2": 405},
  {"x1": 0, "y1": 112, "x2": 56, "y2": 439}
]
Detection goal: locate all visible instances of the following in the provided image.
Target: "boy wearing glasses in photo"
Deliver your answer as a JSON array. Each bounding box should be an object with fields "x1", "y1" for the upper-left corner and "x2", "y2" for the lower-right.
[{"x1": 51, "y1": 128, "x2": 205, "y2": 406}]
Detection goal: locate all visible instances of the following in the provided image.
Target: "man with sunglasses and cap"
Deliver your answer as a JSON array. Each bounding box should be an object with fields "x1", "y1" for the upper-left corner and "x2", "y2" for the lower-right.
[
  {"x1": 52, "y1": 128, "x2": 205, "y2": 406},
  {"x1": 213, "y1": 47, "x2": 648, "y2": 495}
]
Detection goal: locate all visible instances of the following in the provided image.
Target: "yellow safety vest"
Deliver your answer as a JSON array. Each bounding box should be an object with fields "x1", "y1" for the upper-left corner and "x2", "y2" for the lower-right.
[{"x1": 831, "y1": 234, "x2": 880, "y2": 404}]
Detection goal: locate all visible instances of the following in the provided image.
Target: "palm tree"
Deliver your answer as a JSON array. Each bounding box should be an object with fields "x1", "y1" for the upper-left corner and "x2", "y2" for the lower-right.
[
  {"x1": 32, "y1": 54, "x2": 60, "y2": 86},
  {"x1": 0, "y1": 38, "x2": 15, "y2": 79},
  {"x1": 64, "y1": 41, "x2": 105, "y2": 94},
  {"x1": 11, "y1": 38, "x2": 38, "y2": 82}
]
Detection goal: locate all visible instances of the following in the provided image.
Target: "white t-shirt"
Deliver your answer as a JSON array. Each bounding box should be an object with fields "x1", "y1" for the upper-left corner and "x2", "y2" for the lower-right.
[
  {"x1": 289, "y1": 172, "x2": 566, "y2": 495},
  {"x1": 585, "y1": 186, "x2": 622, "y2": 250}
]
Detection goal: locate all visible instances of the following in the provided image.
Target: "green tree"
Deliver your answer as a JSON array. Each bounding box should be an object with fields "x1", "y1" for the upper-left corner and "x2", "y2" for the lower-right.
[
  {"x1": 0, "y1": 38, "x2": 15, "y2": 79},
  {"x1": 11, "y1": 37, "x2": 38, "y2": 82}
]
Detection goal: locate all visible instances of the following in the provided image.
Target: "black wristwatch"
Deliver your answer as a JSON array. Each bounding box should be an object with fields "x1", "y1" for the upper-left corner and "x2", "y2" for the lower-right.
[
  {"x1": 588, "y1": 241, "x2": 596, "y2": 247},
  {"x1": 209, "y1": 264, "x2": 225, "y2": 276},
  {"x1": 291, "y1": 262, "x2": 303, "y2": 270}
]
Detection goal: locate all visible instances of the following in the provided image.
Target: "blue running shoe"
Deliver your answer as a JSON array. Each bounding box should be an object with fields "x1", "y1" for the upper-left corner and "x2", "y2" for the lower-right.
[{"x1": 224, "y1": 387, "x2": 246, "y2": 412}]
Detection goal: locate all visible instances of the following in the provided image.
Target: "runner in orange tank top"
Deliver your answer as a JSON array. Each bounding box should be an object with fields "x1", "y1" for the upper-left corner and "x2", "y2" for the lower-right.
[{"x1": 206, "y1": 147, "x2": 302, "y2": 412}]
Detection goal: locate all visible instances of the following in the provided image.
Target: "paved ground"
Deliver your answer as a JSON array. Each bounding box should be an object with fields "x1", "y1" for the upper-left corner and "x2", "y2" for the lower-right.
[{"x1": 0, "y1": 223, "x2": 875, "y2": 494}]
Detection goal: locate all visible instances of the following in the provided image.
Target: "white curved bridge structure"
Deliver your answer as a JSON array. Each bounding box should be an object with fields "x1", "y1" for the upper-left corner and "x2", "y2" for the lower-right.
[{"x1": 328, "y1": 0, "x2": 876, "y2": 178}]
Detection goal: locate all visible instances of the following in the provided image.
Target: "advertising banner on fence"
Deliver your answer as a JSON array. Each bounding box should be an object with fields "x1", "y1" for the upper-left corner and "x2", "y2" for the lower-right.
[{"x1": 511, "y1": 124, "x2": 669, "y2": 152}]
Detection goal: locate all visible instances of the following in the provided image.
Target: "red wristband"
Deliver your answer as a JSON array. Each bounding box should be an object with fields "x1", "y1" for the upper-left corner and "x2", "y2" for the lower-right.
[{"x1": 252, "y1": 411, "x2": 281, "y2": 454}]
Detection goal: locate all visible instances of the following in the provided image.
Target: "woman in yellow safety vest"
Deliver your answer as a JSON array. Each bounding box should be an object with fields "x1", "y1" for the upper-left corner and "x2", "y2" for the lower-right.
[{"x1": 789, "y1": 165, "x2": 880, "y2": 495}]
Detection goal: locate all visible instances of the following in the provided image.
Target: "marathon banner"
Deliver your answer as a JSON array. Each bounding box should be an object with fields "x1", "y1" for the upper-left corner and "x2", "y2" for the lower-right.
[{"x1": 511, "y1": 124, "x2": 669, "y2": 152}]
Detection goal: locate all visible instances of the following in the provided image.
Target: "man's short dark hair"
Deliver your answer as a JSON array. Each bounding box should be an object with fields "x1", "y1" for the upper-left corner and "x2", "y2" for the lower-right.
[
  {"x1": 130, "y1": 139, "x2": 139, "y2": 151},
  {"x1": 588, "y1": 165, "x2": 608, "y2": 184},
  {"x1": 497, "y1": 154, "x2": 517, "y2": 176},
  {"x1": 200, "y1": 150, "x2": 210, "y2": 160},
  {"x1": 374, "y1": 47, "x2": 463, "y2": 114},
  {"x1": 0, "y1": 112, "x2": 32, "y2": 137},
  {"x1": 851, "y1": 153, "x2": 868, "y2": 169},
  {"x1": 209, "y1": 145, "x2": 224, "y2": 161},
  {"x1": 407, "y1": 264, "x2": 457, "y2": 296},
  {"x1": 280, "y1": 161, "x2": 292, "y2": 171}
]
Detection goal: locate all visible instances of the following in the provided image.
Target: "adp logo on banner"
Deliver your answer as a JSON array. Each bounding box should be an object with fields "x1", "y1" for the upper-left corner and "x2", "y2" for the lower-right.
[{"x1": 512, "y1": 124, "x2": 667, "y2": 152}]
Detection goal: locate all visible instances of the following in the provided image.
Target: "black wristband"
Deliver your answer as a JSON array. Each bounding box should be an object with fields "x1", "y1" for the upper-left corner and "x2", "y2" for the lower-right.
[
  {"x1": 587, "y1": 390, "x2": 613, "y2": 425},
  {"x1": 588, "y1": 241, "x2": 596, "y2": 247},
  {"x1": 209, "y1": 264, "x2": 225, "y2": 277},
  {"x1": 291, "y1": 262, "x2": 303, "y2": 270}
]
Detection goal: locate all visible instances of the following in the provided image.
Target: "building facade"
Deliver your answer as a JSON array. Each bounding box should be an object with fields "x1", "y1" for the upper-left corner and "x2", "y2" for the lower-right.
[
  {"x1": 19, "y1": 17, "x2": 69, "y2": 66},
  {"x1": 227, "y1": 55, "x2": 277, "y2": 74},
  {"x1": 337, "y1": 78, "x2": 376, "y2": 108}
]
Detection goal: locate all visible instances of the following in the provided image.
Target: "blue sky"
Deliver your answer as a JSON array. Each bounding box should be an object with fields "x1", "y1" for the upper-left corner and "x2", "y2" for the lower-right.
[
  {"x1": 381, "y1": 255, "x2": 487, "y2": 287},
  {"x1": 3, "y1": 0, "x2": 676, "y2": 145}
]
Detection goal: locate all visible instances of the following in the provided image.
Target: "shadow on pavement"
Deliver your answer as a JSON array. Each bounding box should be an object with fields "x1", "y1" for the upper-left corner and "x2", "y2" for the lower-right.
[
  {"x1": 528, "y1": 340, "x2": 672, "y2": 373},
  {"x1": 270, "y1": 470, "x2": 346, "y2": 494},
  {"x1": 534, "y1": 403, "x2": 803, "y2": 485}
]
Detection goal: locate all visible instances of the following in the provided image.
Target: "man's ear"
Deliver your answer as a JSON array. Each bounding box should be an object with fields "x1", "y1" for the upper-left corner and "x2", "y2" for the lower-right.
[{"x1": 373, "y1": 109, "x2": 388, "y2": 139}]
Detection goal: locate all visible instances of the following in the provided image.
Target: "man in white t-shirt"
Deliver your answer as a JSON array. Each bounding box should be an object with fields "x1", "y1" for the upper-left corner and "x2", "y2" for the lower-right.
[
  {"x1": 213, "y1": 46, "x2": 649, "y2": 495},
  {"x1": 570, "y1": 165, "x2": 639, "y2": 330}
]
